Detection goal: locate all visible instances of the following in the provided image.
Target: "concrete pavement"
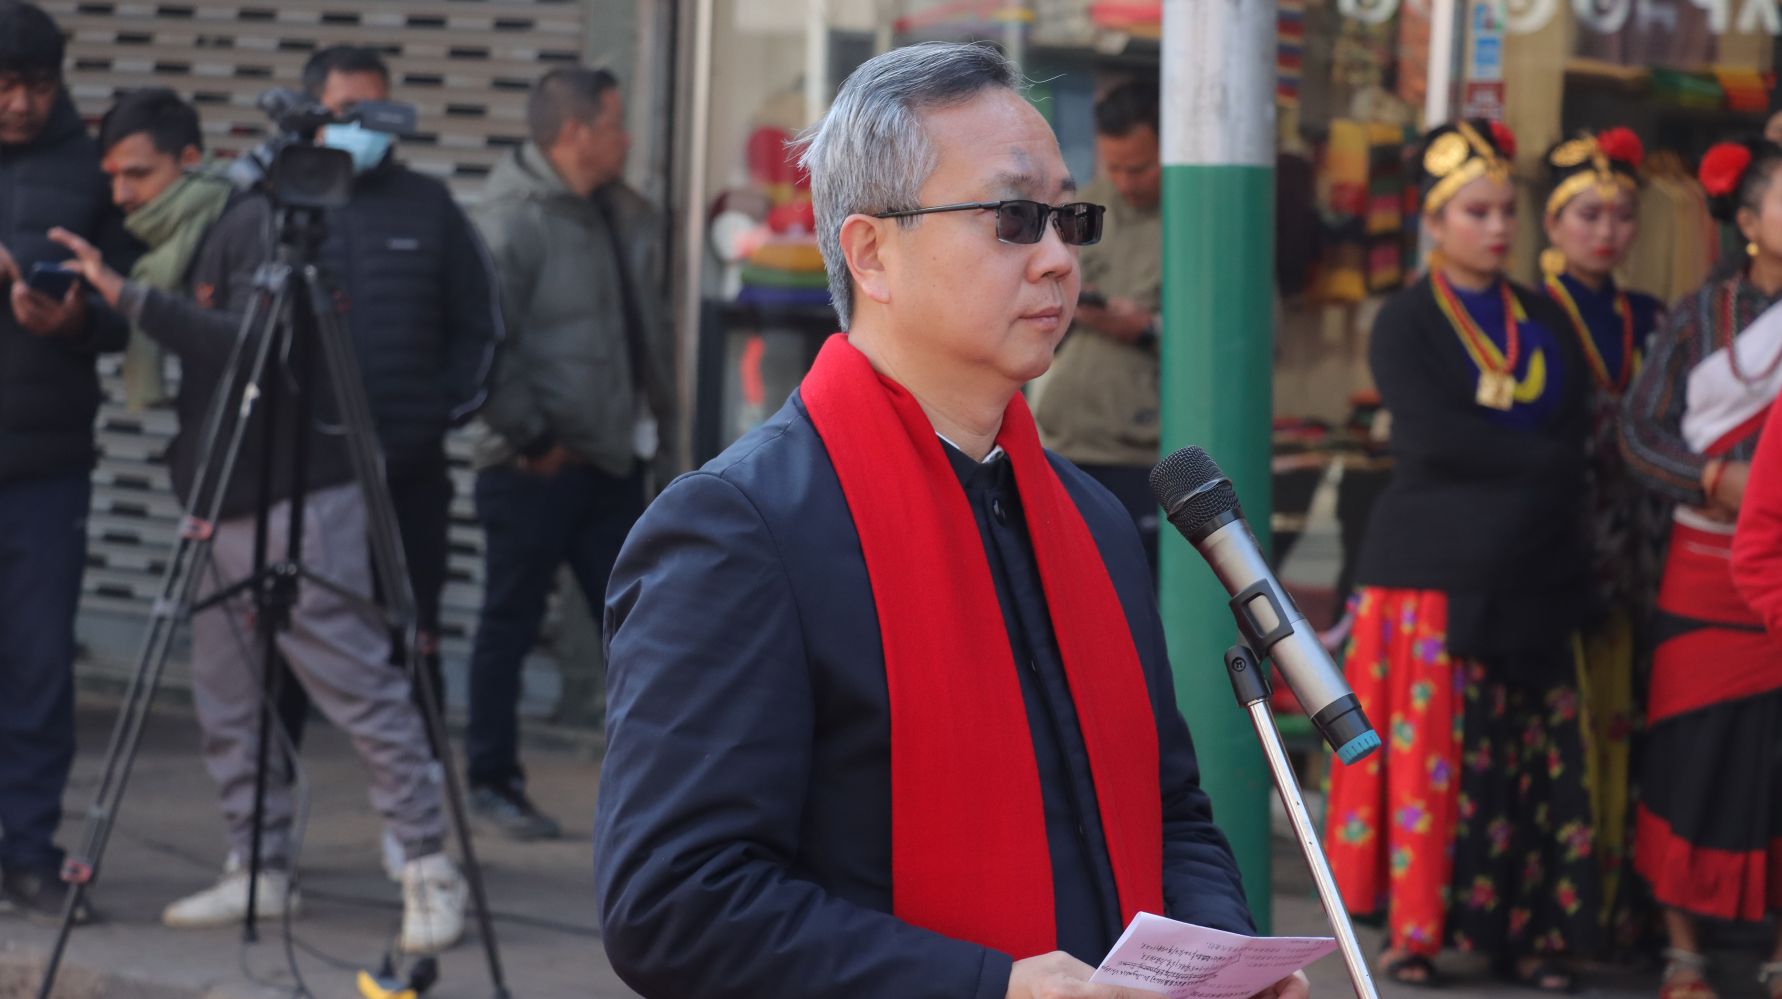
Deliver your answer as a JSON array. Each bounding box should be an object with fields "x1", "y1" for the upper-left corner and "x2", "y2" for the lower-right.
[
  {"x1": 0, "y1": 697, "x2": 1710, "y2": 999},
  {"x1": 3, "y1": 698, "x2": 627, "y2": 999}
]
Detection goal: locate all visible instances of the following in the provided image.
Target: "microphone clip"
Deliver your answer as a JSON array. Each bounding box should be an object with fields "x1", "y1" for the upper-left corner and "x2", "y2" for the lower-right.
[
  {"x1": 1228, "y1": 578, "x2": 1298, "y2": 660},
  {"x1": 1222, "y1": 644, "x2": 1272, "y2": 708}
]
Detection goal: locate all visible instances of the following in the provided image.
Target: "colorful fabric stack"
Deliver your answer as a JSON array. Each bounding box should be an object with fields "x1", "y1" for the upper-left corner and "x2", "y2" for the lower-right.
[
  {"x1": 1313, "y1": 119, "x2": 1370, "y2": 304},
  {"x1": 1325, "y1": 119, "x2": 1369, "y2": 218},
  {"x1": 1365, "y1": 123, "x2": 1408, "y2": 292},
  {"x1": 1402, "y1": 143, "x2": 1421, "y2": 285},
  {"x1": 1650, "y1": 67, "x2": 1724, "y2": 109},
  {"x1": 1278, "y1": 0, "x2": 1305, "y2": 109},
  {"x1": 737, "y1": 239, "x2": 829, "y2": 310},
  {"x1": 734, "y1": 106, "x2": 828, "y2": 311},
  {"x1": 1715, "y1": 67, "x2": 1769, "y2": 112}
]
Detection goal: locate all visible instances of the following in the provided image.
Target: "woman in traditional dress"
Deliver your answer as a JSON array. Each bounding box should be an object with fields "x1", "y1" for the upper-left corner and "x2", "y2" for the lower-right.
[
  {"x1": 1539, "y1": 127, "x2": 1667, "y2": 953},
  {"x1": 1623, "y1": 138, "x2": 1782, "y2": 999},
  {"x1": 1323, "y1": 119, "x2": 1596, "y2": 991}
]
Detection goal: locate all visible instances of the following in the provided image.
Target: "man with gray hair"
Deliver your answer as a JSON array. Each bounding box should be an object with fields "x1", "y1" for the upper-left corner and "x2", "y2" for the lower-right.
[{"x1": 596, "y1": 42, "x2": 1307, "y2": 999}]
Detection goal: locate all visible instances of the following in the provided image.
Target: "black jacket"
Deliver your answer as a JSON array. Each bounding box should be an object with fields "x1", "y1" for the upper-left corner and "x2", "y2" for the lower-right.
[
  {"x1": 1355, "y1": 277, "x2": 1592, "y2": 661},
  {"x1": 318, "y1": 158, "x2": 499, "y2": 469},
  {"x1": 0, "y1": 92, "x2": 137, "y2": 484},
  {"x1": 122, "y1": 194, "x2": 354, "y2": 520},
  {"x1": 596, "y1": 392, "x2": 1255, "y2": 999}
]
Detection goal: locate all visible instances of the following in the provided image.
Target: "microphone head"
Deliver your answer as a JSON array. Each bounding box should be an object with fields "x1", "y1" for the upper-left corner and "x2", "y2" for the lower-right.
[{"x1": 1150, "y1": 446, "x2": 1243, "y2": 538}]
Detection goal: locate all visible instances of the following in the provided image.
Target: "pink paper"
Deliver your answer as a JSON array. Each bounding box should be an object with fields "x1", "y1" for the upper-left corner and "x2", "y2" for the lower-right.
[{"x1": 1089, "y1": 912, "x2": 1337, "y2": 999}]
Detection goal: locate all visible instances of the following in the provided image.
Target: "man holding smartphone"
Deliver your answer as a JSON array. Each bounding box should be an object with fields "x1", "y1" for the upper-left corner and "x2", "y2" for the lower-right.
[
  {"x1": 1033, "y1": 80, "x2": 1164, "y2": 572},
  {"x1": 0, "y1": 1, "x2": 137, "y2": 923}
]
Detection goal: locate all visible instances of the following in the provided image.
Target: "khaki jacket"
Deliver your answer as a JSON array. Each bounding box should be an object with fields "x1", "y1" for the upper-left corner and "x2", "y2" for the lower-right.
[{"x1": 1034, "y1": 177, "x2": 1162, "y2": 468}]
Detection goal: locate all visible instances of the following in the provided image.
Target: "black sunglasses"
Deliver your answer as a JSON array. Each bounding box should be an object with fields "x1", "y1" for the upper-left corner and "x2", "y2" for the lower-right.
[{"x1": 872, "y1": 199, "x2": 1105, "y2": 246}]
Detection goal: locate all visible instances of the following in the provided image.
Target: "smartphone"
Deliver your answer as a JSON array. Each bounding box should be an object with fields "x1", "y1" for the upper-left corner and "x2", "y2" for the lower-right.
[
  {"x1": 25, "y1": 262, "x2": 80, "y2": 300},
  {"x1": 1077, "y1": 290, "x2": 1107, "y2": 308}
]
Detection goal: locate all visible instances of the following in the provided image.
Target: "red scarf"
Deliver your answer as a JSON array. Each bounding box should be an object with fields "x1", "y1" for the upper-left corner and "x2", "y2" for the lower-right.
[{"x1": 800, "y1": 334, "x2": 1163, "y2": 957}]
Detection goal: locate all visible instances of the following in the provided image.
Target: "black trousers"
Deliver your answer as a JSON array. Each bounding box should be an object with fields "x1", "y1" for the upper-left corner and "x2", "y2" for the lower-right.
[{"x1": 465, "y1": 461, "x2": 644, "y2": 789}]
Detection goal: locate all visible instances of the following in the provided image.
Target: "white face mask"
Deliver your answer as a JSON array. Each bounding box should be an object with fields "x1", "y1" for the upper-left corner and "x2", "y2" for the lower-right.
[{"x1": 319, "y1": 122, "x2": 393, "y2": 173}]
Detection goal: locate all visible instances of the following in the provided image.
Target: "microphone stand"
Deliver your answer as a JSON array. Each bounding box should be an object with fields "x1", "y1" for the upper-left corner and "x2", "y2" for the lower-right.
[{"x1": 1222, "y1": 643, "x2": 1378, "y2": 999}]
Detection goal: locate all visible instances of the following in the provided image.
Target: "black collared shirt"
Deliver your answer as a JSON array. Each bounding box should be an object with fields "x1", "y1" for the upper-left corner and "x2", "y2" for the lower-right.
[{"x1": 940, "y1": 440, "x2": 1124, "y2": 962}]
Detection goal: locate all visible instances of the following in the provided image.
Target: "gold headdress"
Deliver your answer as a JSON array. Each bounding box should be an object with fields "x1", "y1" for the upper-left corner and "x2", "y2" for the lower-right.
[
  {"x1": 1421, "y1": 120, "x2": 1515, "y2": 216},
  {"x1": 1544, "y1": 128, "x2": 1643, "y2": 219}
]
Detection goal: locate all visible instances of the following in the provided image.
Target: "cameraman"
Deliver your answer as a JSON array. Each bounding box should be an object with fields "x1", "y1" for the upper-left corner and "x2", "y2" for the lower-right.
[
  {"x1": 257, "y1": 47, "x2": 500, "y2": 759},
  {"x1": 0, "y1": 1, "x2": 137, "y2": 923},
  {"x1": 51, "y1": 96, "x2": 469, "y2": 954}
]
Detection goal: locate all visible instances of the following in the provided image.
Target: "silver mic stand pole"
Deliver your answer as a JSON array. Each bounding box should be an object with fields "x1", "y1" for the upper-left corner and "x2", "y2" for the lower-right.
[{"x1": 1223, "y1": 643, "x2": 1379, "y2": 999}]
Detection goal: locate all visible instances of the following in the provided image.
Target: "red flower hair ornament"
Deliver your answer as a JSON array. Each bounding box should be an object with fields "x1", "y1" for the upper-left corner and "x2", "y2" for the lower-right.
[
  {"x1": 1488, "y1": 120, "x2": 1517, "y2": 160},
  {"x1": 1701, "y1": 142, "x2": 1754, "y2": 199},
  {"x1": 1595, "y1": 127, "x2": 1644, "y2": 171}
]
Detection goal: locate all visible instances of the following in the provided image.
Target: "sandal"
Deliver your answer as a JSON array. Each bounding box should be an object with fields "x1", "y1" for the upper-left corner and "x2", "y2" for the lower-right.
[
  {"x1": 1495, "y1": 956, "x2": 1578, "y2": 994},
  {"x1": 1755, "y1": 959, "x2": 1782, "y2": 999},
  {"x1": 1662, "y1": 949, "x2": 1717, "y2": 999},
  {"x1": 1377, "y1": 949, "x2": 1440, "y2": 989}
]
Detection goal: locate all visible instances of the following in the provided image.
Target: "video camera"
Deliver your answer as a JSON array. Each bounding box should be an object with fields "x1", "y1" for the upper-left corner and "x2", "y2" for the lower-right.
[{"x1": 250, "y1": 88, "x2": 417, "y2": 210}]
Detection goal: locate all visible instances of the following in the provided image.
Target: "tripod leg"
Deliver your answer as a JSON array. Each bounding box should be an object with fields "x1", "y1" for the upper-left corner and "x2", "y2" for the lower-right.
[
  {"x1": 35, "y1": 536, "x2": 217, "y2": 999},
  {"x1": 242, "y1": 280, "x2": 306, "y2": 945},
  {"x1": 242, "y1": 597, "x2": 281, "y2": 944},
  {"x1": 303, "y1": 268, "x2": 511, "y2": 996},
  {"x1": 37, "y1": 278, "x2": 292, "y2": 999}
]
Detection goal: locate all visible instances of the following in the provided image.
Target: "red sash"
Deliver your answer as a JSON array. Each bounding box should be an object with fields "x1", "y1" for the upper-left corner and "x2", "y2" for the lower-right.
[{"x1": 799, "y1": 334, "x2": 1163, "y2": 957}]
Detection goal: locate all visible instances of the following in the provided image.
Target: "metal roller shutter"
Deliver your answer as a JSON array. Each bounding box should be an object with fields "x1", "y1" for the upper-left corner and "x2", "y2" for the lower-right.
[{"x1": 44, "y1": 0, "x2": 586, "y2": 713}]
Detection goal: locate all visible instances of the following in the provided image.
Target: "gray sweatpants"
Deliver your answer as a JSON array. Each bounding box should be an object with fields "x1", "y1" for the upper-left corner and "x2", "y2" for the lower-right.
[{"x1": 188, "y1": 483, "x2": 445, "y2": 867}]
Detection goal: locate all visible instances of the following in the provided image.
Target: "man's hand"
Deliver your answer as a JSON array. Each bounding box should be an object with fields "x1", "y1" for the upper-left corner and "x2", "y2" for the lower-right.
[
  {"x1": 520, "y1": 444, "x2": 572, "y2": 477},
  {"x1": 1007, "y1": 951, "x2": 1168, "y2": 999},
  {"x1": 11, "y1": 279, "x2": 86, "y2": 337},
  {"x1": 47, "y1": 227, "x2": 125, "y2": 308},
  {"x1": 1251, "y1": 971, "x2": 1310, "y2": 999},
  {"x1": 0, "y1": 241, "x2": 19, "y2": 285},
  {"x1": 1074, "y1": 296, "x2": 1153, "y2": 344}
]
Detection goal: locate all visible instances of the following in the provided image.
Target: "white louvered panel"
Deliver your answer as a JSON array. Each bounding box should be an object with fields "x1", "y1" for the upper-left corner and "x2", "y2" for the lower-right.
[
  {"x1": 56, "y1": 1, "x2": 592, "y2": 712},
  {"x1": 87, "y1": 355, "x2": 181, "y2": 617},
  {"x1": 41, "y1": 0, "x2": 581, "y2": 192}
]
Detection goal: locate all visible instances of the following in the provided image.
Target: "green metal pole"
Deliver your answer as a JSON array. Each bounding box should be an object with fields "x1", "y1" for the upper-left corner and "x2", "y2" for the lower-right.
[{"x1": 1159, "y1": 0, "x2": 1277, "y2": 932}]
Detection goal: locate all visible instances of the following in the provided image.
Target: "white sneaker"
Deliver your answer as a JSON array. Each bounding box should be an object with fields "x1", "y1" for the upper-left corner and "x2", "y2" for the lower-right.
[
  {"x1": 163, "y1": 857, "x2": 299, "y2": 928},
  {"x1": 399, "y1": 852, "x2": 466, "y2": 954},
  {"x1": 380, "y1": 828, "x2": 404, "y2": 884}
]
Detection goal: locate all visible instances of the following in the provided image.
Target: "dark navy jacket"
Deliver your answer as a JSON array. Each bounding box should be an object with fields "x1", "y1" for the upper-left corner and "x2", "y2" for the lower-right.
[
  {"x1": 127, "y1": 194, "x2": 355, "y2": 521},
  {"x1": 221, "y1": 145, "x2": 498, "y2": 469},
  {"x1": 596, "y1": 391, "x2": 1254, "y2": 999},
  {"x1": 0, "y1": 92, "x2": 136, "y2": 485},
  {"x1": 319, "y1": 158, "x2": 499, "y2": 470}
]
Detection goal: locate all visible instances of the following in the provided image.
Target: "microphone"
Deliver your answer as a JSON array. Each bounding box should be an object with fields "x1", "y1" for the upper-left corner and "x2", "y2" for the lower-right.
[{"x1": 1150, "y1": 446, "x2": 1380, "y2": 764}]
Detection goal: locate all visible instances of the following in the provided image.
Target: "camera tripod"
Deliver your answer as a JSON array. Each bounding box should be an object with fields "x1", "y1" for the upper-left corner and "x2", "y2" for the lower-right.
[{"x1": 36, "y1": 200, "x2": 510, "y2": 998}]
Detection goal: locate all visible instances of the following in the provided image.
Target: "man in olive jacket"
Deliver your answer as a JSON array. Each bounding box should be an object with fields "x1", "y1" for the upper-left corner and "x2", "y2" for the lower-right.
[
  {"x1": 1032, "y1": 82, "x2": 1163, "y2": 572},
  {"x1": 466, "y1": 66, "x2": 672, "y2": 839}
]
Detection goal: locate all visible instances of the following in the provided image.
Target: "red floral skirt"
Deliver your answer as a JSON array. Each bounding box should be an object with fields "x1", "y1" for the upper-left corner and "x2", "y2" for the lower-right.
[{"x1": 1325, "y1": 588, "x2": 1600, "y2": 957}]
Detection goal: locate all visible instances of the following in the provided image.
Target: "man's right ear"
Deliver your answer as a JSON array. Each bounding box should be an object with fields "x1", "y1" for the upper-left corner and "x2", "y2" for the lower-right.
[{"x1": 838, "y1": 213, "x2": 893, "y2": 309}]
